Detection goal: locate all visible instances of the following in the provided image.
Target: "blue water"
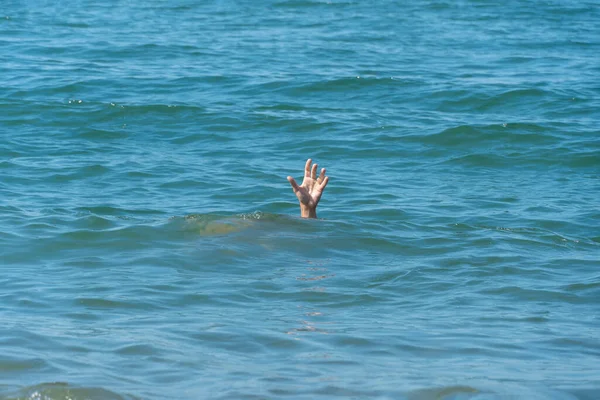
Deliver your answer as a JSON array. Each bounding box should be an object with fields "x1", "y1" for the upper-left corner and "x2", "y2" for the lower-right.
[{"x1": 1, "y1": 1, "x2": 599, "y2": 399}]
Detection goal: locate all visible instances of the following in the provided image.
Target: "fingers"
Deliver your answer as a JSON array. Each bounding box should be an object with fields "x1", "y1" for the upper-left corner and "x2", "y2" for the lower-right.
[
  {"x1": 304, "y1": 159, "x2": 312, "y2": 178},
  {"x1": 287, "y1": 176, "x2": 300, "y2": 193},
  {"x1": 319, "y1": 176, "x2": 329, "y2": 190},
  {"x1": 303, "y1": 158, "x2": 326, "y2": 182},
  {"x1": 317, "y1": 168, "x2": 326, "y2": 184}
]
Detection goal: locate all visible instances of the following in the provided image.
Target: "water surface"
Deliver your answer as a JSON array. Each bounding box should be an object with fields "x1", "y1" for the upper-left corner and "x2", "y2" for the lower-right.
[{"x1": 1, "y1": 0, "x2": 599, "y2": 399}]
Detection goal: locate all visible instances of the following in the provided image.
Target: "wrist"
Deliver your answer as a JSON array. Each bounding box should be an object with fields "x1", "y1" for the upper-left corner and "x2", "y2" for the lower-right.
[{"x1": 300, "y1": 205, "x2": 317, "y2": 219}]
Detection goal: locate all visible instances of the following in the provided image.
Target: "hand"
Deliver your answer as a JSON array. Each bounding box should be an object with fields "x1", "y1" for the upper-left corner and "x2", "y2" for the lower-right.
[{"x1": 287, "y1": 159, "x2": 329, "y2": 219}]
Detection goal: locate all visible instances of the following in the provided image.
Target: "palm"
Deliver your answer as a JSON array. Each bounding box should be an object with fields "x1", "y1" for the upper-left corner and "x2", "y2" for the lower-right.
[{"x1": 295, "y1": 176, "x2": 323, "y2": 208}]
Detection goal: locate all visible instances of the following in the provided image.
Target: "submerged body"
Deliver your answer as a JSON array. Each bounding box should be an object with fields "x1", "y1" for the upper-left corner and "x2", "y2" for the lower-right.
[{"x1": 188, "y1": 158, "x2": 330, "y2": 236}]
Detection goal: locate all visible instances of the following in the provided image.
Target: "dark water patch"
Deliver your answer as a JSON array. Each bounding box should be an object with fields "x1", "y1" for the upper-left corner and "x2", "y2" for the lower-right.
[
  {"x1": 440, "y1": 153, "x2": 511, "y2": 168},
  {"x1": 159, "y1": 179, "x2": 202, "y2": 190},
  {"x1": 476, "y1": 88, "x2": 552, "y2": 111},
  {"x1": 562, "y1": 279, "x2": 600, "y2": 294},
  {"x1": 74, "y1": 206, "x2": 166, "y2": 217},
  {"x1": 55, "y1": 21, "x2": 91, "y2": 29},
  {"x1": 417, "y1": 123, "x2": 561, "y2": 149},
  {"x1": 74, "y1": 297, "x2": 158, "y2": 311},
  {"x1": 254, "y1": 103, "x2": 341, "y2": 113},
  {"x1": 482, "y1": 286, "x2": 584, "y2": 304},
  {"x1": 0, "y1": 356, "x2": 50, "y2": 374},
  {"x1": 287, "y1": 76, "x2": 400, "y2": 96},
  {"x1": 69, "y1": 214, "x2": 118, "y2": 230},
  {"x1": 114, "y1": 344, "x2": 159, "y2": 357},
  {"x1": 429, "y1": 89, "x2": 489, "y2": 112},
  {"x1": 104, "y1": 103, "x2": 207, "y2": 118},
  {"x1": 169, "y1": 132, "x2": 233, "y2": 145},
  {"x1": 76, "y1": 128, "x2": 130, "y2": 141},
  {"x1": 406, "y1": 385, "x2": 481, "y2": 400},
  {"x1": 273, "y1": 0, "x2": 355, "y2": 8},
  {"x1": 27, "y1": 224, "x2": 169, "y2": 256},
  {"x1": 539, "y1": 337, "x2": 600, "y2": 360}
]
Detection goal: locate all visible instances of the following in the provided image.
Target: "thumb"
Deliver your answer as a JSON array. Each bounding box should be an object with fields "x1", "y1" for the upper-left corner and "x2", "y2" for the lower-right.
[{"x1": 287, "y1": 176, "x2": 300, "y2": 193}]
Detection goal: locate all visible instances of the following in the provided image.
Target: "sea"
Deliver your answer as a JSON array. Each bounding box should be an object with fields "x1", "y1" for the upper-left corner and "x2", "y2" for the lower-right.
[{"x1": 1, "y1": 0, "x2": 599, "y2": 399}]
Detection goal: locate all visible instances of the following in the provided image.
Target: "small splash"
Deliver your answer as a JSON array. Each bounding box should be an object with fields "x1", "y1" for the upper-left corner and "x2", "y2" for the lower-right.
[
  {"x1": 9, "y1": 381, "x2": 127, "y2": 400},
  {"x1": 27, "y1": 389, "x2": 74, "y2": 400},
  {"x1": 238, "y1": 210, "x2": 265, "y2": 220}
]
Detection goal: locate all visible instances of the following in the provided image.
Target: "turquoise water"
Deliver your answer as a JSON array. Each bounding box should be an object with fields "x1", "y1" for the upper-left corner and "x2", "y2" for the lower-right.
[{"x1": 1, "y1": 0, "x2": 599, "y2": 399}]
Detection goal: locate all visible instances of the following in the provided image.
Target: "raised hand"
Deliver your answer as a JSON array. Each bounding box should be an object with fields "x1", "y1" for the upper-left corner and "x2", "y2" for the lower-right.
[{"x1": 287, "y1": 158, "x2": 329, "y2": 219}]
